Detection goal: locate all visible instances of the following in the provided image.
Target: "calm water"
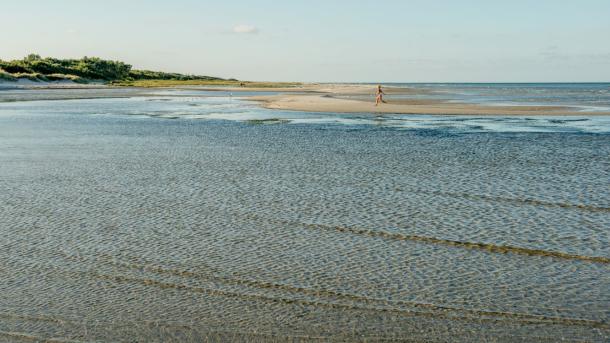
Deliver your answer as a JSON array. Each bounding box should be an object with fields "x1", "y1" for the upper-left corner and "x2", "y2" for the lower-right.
[
  {"x1": 0, "y1": 88, "x2": 609, "y2": 342},
  {"x1": 381, "y1": 82, "x2": 610, "y2": 112}
]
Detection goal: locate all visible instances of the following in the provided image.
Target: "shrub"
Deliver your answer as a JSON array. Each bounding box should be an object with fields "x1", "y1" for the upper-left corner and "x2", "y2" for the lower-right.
[
  {"x1": 0, "y1": 55, "x2": 227, "y2": 83},
  {"x1": 12, "y1": 72, "x2": 49, "y2": 82},
  {"x1": 0, "y1": 68, "x2": 16, "y2": 81}
]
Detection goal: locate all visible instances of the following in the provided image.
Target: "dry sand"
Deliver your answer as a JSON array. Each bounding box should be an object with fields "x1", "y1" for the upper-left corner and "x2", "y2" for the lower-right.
[
  {"x1": 246, "y1": 84, "x2": 610, "y2": 116},
  {"x1": 3, "y1": 81, "x2": 608, "y2": 116}
]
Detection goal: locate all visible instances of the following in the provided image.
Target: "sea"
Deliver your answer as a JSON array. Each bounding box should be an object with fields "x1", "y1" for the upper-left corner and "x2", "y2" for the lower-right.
[
  {"x1": 0, "y1": 83, "x2": 608, "y2": 342},
  {"x1": 380, "y1": 82, "x2": 610, "y2": 112}
]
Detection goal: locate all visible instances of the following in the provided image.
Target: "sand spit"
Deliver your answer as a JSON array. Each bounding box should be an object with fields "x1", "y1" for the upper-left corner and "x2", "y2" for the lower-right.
[
  {"x1": 3, "y1": 82, "x2": 609, "y2": 115},
  {"x1": 242, "y1": 84, "x2": 610, "y2": 116}
]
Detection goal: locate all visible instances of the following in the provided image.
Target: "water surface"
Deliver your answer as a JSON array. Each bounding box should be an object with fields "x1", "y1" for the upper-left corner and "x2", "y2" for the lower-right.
[{"x1": 0, "y1": 89, "x2": 608, "y2": 342}]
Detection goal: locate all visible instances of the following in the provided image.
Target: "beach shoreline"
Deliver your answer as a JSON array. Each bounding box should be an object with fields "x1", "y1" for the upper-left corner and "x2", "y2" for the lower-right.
[
  {"x1": 246, "y1": 84, "x2": 610, "y2": 116},
  {"x1": 2, "y1": 81, "x2": 610, "y2": 116}
]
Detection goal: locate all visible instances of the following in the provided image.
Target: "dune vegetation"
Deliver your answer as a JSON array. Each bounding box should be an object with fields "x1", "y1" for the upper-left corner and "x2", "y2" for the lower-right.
[{"x1": 0, "y1": 54, "x2": 232, "y2": 85}]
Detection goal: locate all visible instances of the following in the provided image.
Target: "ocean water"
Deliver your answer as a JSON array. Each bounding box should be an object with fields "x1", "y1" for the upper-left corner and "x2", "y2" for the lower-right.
[
  {"x1": 379, "y1": 82, "x2": 610, "y2": 112},
  {"x1": 2, "y1": 88, "x2": 610, "y2": 133},
  {"x1": 0, "y1": 88, "x2": 609, "y2": 342}
]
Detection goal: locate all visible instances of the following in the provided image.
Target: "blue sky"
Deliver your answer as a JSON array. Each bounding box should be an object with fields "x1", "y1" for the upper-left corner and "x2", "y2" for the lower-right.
[{"x1": 2, "y1": 0, "x2": 610, "y2": 82}]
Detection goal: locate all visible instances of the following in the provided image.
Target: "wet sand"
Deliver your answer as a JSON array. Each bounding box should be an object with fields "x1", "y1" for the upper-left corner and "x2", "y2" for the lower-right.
[
  {"x1": 3, "y1": 81, "x2": 610, "y2": 115},
  {"x1": 247, "y1": 85, "x2": 610, "y2": 116}
]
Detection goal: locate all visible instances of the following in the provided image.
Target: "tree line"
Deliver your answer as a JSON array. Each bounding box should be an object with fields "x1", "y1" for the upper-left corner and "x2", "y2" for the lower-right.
[{"x1": 0, "y1": 54, "x2": 225, "y2": 83}]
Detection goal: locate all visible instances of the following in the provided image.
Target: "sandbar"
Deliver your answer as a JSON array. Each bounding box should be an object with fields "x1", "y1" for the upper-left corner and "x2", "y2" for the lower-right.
[{"x1": 247, "y1": 84, "x2": 610, "y2": 116}]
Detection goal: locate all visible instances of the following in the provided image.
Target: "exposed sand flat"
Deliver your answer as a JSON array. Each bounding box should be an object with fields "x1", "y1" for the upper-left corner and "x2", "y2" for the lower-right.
[
  {"x1": 0, "y1": 88, "x2": 152, "y2": 103},
  {"x1": 2, "y1": 81, "x2": 609, "y2": 115},
  {"x1": 0, "y1": 79, "x2": 111, "y2": 89},
  {"x1": 248, "y1": 84, "x2": 610, "y2": 116},
  {"x1": 180, "y1": 84, "x2": 325, "y2": 93}
]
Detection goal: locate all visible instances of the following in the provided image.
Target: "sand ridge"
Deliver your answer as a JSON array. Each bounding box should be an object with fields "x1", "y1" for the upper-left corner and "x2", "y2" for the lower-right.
[{"x1": 245, "y1": 84, "x2": 610, "y2": 116}]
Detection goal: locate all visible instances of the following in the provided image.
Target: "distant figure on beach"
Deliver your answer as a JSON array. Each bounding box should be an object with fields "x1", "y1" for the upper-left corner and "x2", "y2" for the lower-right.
[{"x1": 375, "y1": 85, "x2": 386, "y2": 106}]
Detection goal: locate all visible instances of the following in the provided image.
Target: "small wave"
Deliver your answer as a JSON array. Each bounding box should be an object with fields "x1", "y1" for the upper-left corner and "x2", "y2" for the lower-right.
[
  {"x1": 242, "y1": 213, "x2": 609, "y2": 264},
  {"x1": 245, "y1": 118, "x2": 291, "y2": 125},
  {"x1": 0, "y1": 329, "x2": 82, "y2": 343},
  {"x1": 331, "y1": 226, "x2": 609, "y2": 263},
  {"x1": 92, "y1": 256, "x2": 607, "y2": 328},
  {"x1": 86, "y1": 271, "x2": 607, "y2": 328},
  {"x1": 404, "y1": 188, "x2": 610, "y2": 213},
  {"x1": 53, "y1": 250, "x2": 608, "y2": 327}
]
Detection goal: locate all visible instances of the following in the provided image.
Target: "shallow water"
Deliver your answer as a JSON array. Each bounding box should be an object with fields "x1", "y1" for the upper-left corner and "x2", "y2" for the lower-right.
[
  {"x1": 0, "y1": 90, "x2": 609, "y2": 342},
  {"x1": 2, "y1": 92, "x2": 610, "y2": 133},
  {"x1": 380, "y1": 82, "x2": 610, "y2": 112}
]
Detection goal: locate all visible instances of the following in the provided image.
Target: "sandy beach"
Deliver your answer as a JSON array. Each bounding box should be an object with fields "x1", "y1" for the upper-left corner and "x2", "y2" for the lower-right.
[
  {"x1": 3, "y1": 2, "x2": 609, "y2": 341},
  {"x1": 245, "y1": 84, "x2": 610, "y2": 116},
  {"x1": 3, "y1": 81, "x2": 609, "y2": 115}
]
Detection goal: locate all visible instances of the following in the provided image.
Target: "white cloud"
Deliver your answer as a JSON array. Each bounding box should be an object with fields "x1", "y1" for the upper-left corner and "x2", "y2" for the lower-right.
[{"x1": 232, "y1": 24, "x2": 258, "y2": 34}]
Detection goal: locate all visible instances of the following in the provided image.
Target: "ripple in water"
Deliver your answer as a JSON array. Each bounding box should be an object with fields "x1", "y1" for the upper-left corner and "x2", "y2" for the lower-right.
[{"x1": 0, "y1": 93, "x2": 609, "y2": 342}]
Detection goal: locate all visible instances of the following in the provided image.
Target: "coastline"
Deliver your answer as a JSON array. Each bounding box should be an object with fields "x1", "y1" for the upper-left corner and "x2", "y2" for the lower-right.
[
  {"x1": 247, "y1": 84, "x2": 610, "y2": 116},
  {"x1": 1, "y1": 80, "x2": 609, "y2": 342},
  {"x1": 2, "y1": 81, "x2": 610, "y2": 116}
]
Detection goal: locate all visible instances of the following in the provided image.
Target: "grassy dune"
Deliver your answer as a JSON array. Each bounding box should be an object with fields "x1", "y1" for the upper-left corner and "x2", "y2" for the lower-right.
[
  {"x1": 0, "y1": 55, "x2": 302, "y2": 88},
  {"x1": 0, "y1": 54, "x2": 234, "y2": 85}
]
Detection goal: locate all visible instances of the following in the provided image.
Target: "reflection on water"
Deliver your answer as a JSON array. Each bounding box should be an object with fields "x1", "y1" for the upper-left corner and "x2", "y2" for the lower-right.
[
  {"x1": 0, "y1": 91, "x2": 609, "y2": 342},
  {"x1": 2, "y1": 93, "x2": 610, "y2": 133}
]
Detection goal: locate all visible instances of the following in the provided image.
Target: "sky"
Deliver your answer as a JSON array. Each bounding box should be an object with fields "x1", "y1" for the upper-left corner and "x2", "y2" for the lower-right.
[{"x1": 2, "y1": 0, "x2": 610, "y2": 82}]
